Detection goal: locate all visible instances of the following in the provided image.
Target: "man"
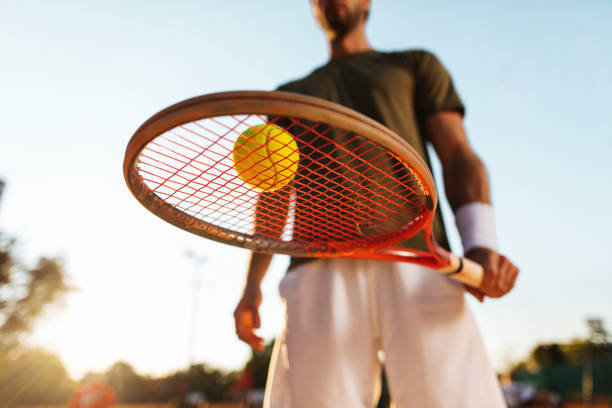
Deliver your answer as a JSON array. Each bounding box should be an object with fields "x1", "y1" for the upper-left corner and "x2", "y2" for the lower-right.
[{"x1": 234, "y1": 1, "x2": 519, "y2": 406}]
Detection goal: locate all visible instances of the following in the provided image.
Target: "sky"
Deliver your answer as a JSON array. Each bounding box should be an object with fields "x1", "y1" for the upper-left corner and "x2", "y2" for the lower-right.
[{"x1": 1, "y1": 0, "x2": 611, "y2": 380}]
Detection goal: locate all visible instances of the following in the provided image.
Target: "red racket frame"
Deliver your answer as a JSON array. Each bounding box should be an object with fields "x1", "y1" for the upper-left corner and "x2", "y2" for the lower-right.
[{"x1": 123, "y1": 91, "x2": 483, "y2": 287}]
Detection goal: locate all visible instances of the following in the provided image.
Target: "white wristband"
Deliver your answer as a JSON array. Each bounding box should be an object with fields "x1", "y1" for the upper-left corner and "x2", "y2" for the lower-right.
[{"x1": 454, "y1": 202, "x2": 498, "y2": 253}]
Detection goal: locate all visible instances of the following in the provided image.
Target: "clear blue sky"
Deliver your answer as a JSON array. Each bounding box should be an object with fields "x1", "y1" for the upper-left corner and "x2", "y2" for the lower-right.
[{"x1": 1, "y1": 0, "x2": 611, "y2": 378}]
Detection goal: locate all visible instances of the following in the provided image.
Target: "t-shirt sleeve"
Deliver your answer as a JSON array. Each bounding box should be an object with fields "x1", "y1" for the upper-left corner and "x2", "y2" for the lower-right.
[
  {"x1": 276, "y1": 82, "x2": 291, "y2": 91},
  {"x1": 413, "y1": 50, "x2": 465, "y2": 119}
]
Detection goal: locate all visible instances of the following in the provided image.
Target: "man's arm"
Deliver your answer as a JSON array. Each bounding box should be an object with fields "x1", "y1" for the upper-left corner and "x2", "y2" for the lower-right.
[
  {"x1": 426, "y1": 111, "x2": 519, "y2": 300},
  {"x1": 234, "y1": 251, "x2": 272, "y2": 351},
  {"x1": 233, "y1": 188, "x2": 291, "y2": 349}
]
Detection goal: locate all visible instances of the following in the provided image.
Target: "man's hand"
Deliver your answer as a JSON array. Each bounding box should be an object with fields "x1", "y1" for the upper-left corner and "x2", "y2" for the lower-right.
[
  {"x1": 234, "y1": 285, "x2": 265, "y2": 351},
  {"x1": 464, "y1": 247, "x2": 519, "y2": 302}
]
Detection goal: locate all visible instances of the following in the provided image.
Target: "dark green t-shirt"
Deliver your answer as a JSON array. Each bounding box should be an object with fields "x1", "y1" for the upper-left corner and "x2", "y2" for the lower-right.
[{"x1": 277, "y1": 49, "x2": 465, "y2": 270}]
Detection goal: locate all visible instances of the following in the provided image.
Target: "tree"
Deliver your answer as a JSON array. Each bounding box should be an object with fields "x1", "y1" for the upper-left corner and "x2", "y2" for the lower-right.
[
  {"x1": 532, "y1": 343, "x2": 567, "y2": 367},
  {"x1": 247, "y1": 340, "x2": 274, "y2": 389},
  {"x1": 105, "y1": 361, "x2": 146, "y2": 403},
  {"x1": 0, "y1": 232, "x2": 70, "y2": 351},
  {"x1": 509, "y1": 335, "x2": 612, "y2": 401},
  {"x1": 0, "y1": 348, "x2": 74, "y2": 405},
  {"x1": 0, "y1": 181, "x2": 73, "y2": 405},
  {"x1": 184, "y1": 363, "x2": 235, "y2": 402}
]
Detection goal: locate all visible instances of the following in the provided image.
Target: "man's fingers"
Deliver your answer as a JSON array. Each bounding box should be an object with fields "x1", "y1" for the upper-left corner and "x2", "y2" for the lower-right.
[
  {"x1": 235, "y1": 308, "x2": 254, "y2": 337},
  {"x1": 490, "y1": 255, "x2": 518, "y2": 296},
  {"x1": 501, "y1": 258, "x2": 519, "y2": 291},
  {"x1": 253, "y1": 309, "x2": 261, "y2": 329},
  {"x1": 234, "y1": 307, "x2": 264, "y2": 350},
  {"x1": 464, "y1": 285, "x2": 485, "y2": 302},
  {"x1": 239, "y1": 325, "x2": 264, "y2": 350},
  {"x1": 484, "y1": 259, "x2": 518, "y2": 297},
  {"x1": 250, "y1": 336, "x2": 265, "y2": 351},
  {"x1": 466, "y1": 248, "x2": 519, "y2": 299}
]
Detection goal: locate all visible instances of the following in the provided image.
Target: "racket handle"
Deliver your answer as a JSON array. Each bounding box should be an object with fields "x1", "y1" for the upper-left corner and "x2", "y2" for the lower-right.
[{"x1": 443, "y1": 254, "x2": 484, "y2": 288}]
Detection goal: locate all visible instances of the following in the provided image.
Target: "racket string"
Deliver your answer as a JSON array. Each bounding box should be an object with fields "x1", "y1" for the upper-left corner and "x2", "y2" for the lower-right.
[
  {"x1": 267, "y1": 119, "x2": 412, "y2": 244},
  {"x1": 283, "y1": 120, "x2": 425, "y2": 243},
  {"x1": 137, "y1": 114, "x2": 428, "y2": 253}
]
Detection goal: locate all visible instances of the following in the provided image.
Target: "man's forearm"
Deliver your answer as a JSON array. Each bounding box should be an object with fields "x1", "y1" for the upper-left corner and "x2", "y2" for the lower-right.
[
  {"x1": 425, "y1": 111, "x2": 491, "y2": 210},
  {"x1": 244, "y1": 252, "x2": 273, "y2": 289},
  {"x1": 426, "y1": 112, "x2": 518, "y2": 297},
  {"x1": 443, "y1": 150, "x2": 499, "y2": 253},
  {"x1": 443, "y1": 150, "x2": 491, "y2": 211}
]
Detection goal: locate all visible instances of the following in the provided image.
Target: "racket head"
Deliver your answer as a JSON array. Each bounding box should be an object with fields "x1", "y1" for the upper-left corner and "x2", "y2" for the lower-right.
[{"x1": 124, "y1": 91, "x2": 438, "y2": 257}]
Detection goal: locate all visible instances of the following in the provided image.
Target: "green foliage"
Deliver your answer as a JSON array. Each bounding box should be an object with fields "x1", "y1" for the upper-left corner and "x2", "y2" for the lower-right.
[
  {"x1": 101, "y1": 361, "x2": 181, "y2": 403},
  {"x1": 511, "y1": 339, "x2": 612, "y2": 399},
  {"x1": 246, "y1": 340, "x2": 274, "y2": 389},
  {"x1": 0, "y1": 230, "x2": 74, "y2": 406},
  {"x1": 101, "y1": 360, "x2": 238, "y2": 403},
  {"x1": 532, "y1": 343, "x2": 567, "y2": 367},
  {"x1": 0, "y1": 232, "x2": 70, "y2": 352},
  {"x1": 105, "y1": 361, "x2": 146, "y2": 403},
  {"x1": 0, "y1": 226, "x2": 278, "y2": 405},
  {"x1": 0, "y1": 347, "x2": 75, "y2": 406},
  {"x1": 0, "y1": 346, "x2": 273, "y2": 406},
  {"x1": 516, "y1": 340, "x2": 612, "y2": 372},
  {"x1": 184, "y1": 363, "x2": 235, "y2": 402},
  {"x1": 0, "y1": 195, "x2": 73, "y2": 405}
]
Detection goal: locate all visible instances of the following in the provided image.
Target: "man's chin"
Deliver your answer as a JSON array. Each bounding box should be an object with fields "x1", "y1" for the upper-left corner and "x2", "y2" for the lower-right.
[
  {"x1": 325, "y1": 15, "x2": 353, "y2": 35},
  {"x1": 325, "y1": 13, "x2": 347, "y2": 26},
  {"x1": 323, "y1": 6, "x2": 362, "y2": 38}
]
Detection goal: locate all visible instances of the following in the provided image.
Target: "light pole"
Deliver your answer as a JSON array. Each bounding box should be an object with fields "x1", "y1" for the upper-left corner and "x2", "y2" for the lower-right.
[{"x1": 185, "y1": 250, "x2": 207, "y2": 368}]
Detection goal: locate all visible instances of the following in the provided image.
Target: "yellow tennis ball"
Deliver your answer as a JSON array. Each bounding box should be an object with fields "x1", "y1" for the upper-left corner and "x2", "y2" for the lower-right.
[{"x1": 232, "y1": 123, "x2": 299, "y2": 192}]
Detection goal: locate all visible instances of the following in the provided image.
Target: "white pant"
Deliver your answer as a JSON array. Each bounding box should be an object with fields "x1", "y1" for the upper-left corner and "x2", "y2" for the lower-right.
[{"x1": 264, "y1": 258, "x2": 505, "y2": 408}]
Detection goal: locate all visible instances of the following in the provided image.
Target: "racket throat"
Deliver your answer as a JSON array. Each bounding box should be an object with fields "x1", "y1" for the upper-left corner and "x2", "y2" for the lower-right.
[{"x1": 367, "y1": 247, "x2": 443, "y2": 269}]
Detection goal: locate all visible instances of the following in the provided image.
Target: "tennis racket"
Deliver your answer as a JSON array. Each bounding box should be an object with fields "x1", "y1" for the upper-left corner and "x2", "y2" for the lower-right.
[{"x1": 123, "y1": 91, "x2": 483, "y2": 287}]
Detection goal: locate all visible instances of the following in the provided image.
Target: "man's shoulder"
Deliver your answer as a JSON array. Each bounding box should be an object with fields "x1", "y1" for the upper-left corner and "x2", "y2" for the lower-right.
[
  {"x1": 388, "y1": 49, "x2": 454, "y2": 81},
  {"x1": 275, "y1": 49, "x2": 444, "y2": 95},
  {"x1": 385, "y1": 48, "x2": 440, "y2": 67},
  {"x1": 277, "y1": 64, "x2": 333, "y2": 95}
]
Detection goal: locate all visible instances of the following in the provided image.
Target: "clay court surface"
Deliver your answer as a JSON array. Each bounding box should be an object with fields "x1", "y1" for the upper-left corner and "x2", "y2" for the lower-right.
[{"x1": 12, "y1": 402, "x2": 612, "y2": 408}]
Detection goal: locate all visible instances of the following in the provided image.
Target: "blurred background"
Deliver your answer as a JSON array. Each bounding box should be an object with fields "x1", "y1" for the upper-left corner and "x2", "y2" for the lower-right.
[{"x1": 1, "y1": 0, "x2": 611, "y2": 407}]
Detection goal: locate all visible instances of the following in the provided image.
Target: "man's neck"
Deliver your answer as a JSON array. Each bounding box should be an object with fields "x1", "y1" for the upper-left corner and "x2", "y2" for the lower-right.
[{"x1": 328, "y1": 26, "x2": 372, "y2": 59}]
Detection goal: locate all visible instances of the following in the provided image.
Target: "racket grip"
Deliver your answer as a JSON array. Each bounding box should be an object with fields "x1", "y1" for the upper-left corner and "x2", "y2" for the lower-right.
[{"x1": 444, "y1": 254, "x2": 484, "y2": 288}]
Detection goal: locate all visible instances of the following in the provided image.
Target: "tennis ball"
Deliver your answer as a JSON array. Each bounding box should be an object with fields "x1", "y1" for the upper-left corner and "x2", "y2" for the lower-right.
[{"x1": 232, "y1": 123, "x2": 299, "y2": 192}]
